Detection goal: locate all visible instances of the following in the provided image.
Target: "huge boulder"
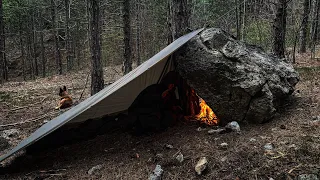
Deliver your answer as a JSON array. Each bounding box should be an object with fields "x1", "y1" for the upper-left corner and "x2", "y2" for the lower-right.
[{"x1": 176, "y1": 28, "x2": 299, "y2": 124}]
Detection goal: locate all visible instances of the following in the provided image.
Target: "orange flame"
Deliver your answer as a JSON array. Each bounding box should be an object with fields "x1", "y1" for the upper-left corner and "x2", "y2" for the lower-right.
[{"x1": 195, "y1": 98, "x2": 219, "y2": 126}]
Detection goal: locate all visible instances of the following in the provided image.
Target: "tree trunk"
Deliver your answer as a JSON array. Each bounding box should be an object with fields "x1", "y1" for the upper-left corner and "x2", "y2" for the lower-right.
[
  {"x1": 136, "y1": 0, "x2": 141, "y2": 65},
  {"x1": 123, "y1": 0, "x2": 132, "y2": 74},
  {"x1": 75, "y1": 20, "x2": 81, "y2": 68},
  {"x1": 235, "y1": 0, "x2": 241, "y2": 39},
  {"x1": 32, "y1": 11, "x2": 38, "y2": 77},
  {"x1": 172, "y1": 0, "x2": 191, "y2": 40},
  {"x1": 299, "y1": 0, "x2": 311, "y2": 53},
  {"x1": 273, "y1": 0, "x2": 287, "y2": 58},
  {"x1": 40, "y1": 12, "x2": 46, "y2": 78},
  {"x1": 65, "y1": 0, "x2": 73, "y2": 71},
  {"x1": 167, "y1": 0, "x2": 173, "y2": 44},
  {"x1": 27, "y1": 32, "x2": 35, "y2": 80},
  {"x1": 19, "y1": 23, "x2": 26, "y2": 80},
  {"x1": 0, "y1": 0, "x2": 7, "y2": 82},
  {"x1": 51, "y1": 0, "x2": 62, "y2": 75},
  {"x1": 89, "y1": 0, "x2": 104, "y2": 95},
  {"x1": 310, "y1": 0, "x2": 320, "y2": 54},
  {"x1": 241, "y1": 0, "x2": 246, "y2": 40}
]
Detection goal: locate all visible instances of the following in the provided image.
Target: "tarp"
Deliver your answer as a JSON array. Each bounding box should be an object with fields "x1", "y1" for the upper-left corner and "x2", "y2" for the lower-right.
[{"x1": 0, "y1": 28, "x2": 204, "y2": 162}]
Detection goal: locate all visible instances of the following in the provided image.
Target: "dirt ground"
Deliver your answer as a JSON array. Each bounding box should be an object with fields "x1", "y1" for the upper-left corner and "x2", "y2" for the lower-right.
[{"x1": 0, "y1": 58, "x2": 319, "y2": 180}]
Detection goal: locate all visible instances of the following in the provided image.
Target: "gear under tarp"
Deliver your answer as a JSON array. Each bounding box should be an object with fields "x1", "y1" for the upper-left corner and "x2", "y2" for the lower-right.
[{"x1": 0, "y1": 28, "x2": 204, "y2": 162}]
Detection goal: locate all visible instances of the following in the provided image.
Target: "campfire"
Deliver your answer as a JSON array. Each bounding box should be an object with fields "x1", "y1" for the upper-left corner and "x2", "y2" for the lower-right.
[
  {"x1": 185, "y1": 87, "x2": 219, "y2": 126},
  {"x1": 195, "y1": 98, "x2": 219, "y2": 125}
]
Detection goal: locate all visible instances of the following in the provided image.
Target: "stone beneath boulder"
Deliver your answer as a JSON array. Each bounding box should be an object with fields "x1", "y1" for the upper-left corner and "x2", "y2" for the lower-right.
[{"x1": 176, "y1": 28, "x2": 299, "y2": 124}]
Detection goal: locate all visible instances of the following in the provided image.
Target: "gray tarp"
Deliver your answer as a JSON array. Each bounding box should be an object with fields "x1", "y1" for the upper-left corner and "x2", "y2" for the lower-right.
[{"x1": 0, "y1": 28, "x2": 203, "y2": 162}]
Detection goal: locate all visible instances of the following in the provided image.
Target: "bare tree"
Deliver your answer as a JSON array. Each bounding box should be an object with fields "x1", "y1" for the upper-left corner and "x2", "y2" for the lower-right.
[
  {"x1": 299, "y1": 0, "x2": 311, "y2": 53},
  {"x1": 65, "y1": 0, "x2": 73, "y2": 71},
  {"x1": 136, "y1": 0, "x2": 141, "y2": 66},
  {"x1": 310, "y1": 0, "x2": 320, "y2": 55},
  {"x1": 27, "y1": 17, "x2": 35, "y2": 80},
  {"x1": 51, "y1": 0, "x2": 62, "y2": 75},
  {"x1": 32, "y1": 10, "x2": 38, "y2": 77},
  {"x1": 19, "y1": 21, "x2": 26, "y2": 80},
  {"x1": 171, "y1": 0, "x2": 191, "y2": 40},
  {"x1": 40, "y1": 10, "x2": 46, "y2": 78},
  {"x1": 235, "y1": 0, "x2": 241, "y2": 39},
  {"x1": 273, "y1": 0, "x2": 288, "y2": 58},
  {"x1": 167, "y1": 0, "x2": 173, "y2": 44},
  {"x1": 0, "y1": 0, "x2": 7, "y2": 82},
  {"x1": 123, "y1": 0, "x2": 132, "y2": 74},
  {"x1": 89, "y1": 0, "x2": 104, "y2": 95}
]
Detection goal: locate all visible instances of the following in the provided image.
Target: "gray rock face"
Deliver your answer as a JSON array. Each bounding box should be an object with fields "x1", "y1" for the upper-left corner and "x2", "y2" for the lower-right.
[{"x1": 176, "y1": 28, "x2": 299, "y2": 124}]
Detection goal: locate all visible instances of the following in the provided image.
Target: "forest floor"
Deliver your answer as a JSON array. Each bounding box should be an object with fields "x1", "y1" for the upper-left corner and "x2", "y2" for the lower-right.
[{"x1": 0, "y1": 56, "x2": 319, "y2": 180}]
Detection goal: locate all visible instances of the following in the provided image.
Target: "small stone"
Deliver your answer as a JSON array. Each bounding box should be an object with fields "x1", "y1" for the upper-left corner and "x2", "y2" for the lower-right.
[
  {"x1": 149, "y1": 165, "x2": 163, "y2": 180},
  {"x1": 269, "y1": 178, "x2": 275, "y2": 180},
  {"x1": 197, "y1": 127, "x2": 206, "y2": 132},
  {"x1": 1, "y1": 129, "x2": 19, "y2": 139},
  {"x1": 220, "y1": 156, "x2": 227, "y2": 162},
  {"x1": 225, "y1": 121, "x2": 240, "y2": 133},
  {"x1": 280, "y1": 124, "x2": 286, "y2": 129},
  {"x1": 220, "y1": 142, "x2": 228, "y2": 149},
  {"x1": 249, "y1": 138, "x2": 257, "y2": 142},
  {"x1": 195, "y1": 157, "x2": 208, "y2": 175},
  {"x1": 297, "y1": 174, "x2": 319, "y2": 180},
  {"x1": 88, "y1": 164, "x2": 103, "y2": 175},
  {"x1": 264, "y1": 143, "x2": 274, "y2": 151},
  {"x1": 165, "y1": 144, "x2": 173, "y2": 149},
  {"x1": 175, "y1": 152, "x2": 184, "y2": 163}
]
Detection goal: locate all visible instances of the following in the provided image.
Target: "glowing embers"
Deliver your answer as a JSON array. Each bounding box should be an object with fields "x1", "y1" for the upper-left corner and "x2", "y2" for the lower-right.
[{"x1": 185, "y1": 88, "x2": 219, "y2": 126}]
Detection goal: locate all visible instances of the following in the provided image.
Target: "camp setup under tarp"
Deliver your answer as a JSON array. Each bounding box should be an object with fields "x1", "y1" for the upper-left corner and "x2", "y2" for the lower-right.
[{"x1": 0, "y1": 28, "x2": 204, "y2": 162}]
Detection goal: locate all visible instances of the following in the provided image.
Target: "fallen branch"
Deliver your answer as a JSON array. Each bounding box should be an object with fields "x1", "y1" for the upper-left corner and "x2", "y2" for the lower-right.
[
  {"x1": 9, "y1": 96, "x2": 48, "y2": 112},
  {"x1": 288, "y1": 164, "x2": 302, "y2": 174},
  {"x1": 0, "y1": 111, "x2": 58, "y2": 128}
]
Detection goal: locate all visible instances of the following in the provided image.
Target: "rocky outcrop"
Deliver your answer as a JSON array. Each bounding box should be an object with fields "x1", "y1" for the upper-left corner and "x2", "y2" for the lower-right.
[{"x1": 176, "y1": 28, "x2": 299, "y2": 124}]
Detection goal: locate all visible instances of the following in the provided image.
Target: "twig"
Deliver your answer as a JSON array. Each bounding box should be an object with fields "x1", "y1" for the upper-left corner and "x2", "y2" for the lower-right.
[
  {"x1": 38, "y1": 169, "x2": 67, "y2": 173},
  {"x1": 288, "y1": 164, "x2": 302, "y2": 174},
  {"x1": 271, "y1": 151, "x2": 286, "y2": 159},
  {"x1": 0, "y1": 111, "x2": 58, "y2": 128},
  {"x1": 78, "y1": 71, "x2": 90, "y2": 102},
  {"x1": 25, "y1": 169, "x2": 67, "y2": 176},
  {"x1": 10, "y1": 105, "x2": 31, "y2": 111}
]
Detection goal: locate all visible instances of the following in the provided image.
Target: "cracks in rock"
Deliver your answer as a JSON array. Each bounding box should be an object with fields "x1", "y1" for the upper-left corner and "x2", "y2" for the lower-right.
[
  {"x1": 241, "y1": 81, "x2": 269, "y2": 122},
  {"x1": 241, "y1": 95, "x2": 253, "y2": 122}
]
